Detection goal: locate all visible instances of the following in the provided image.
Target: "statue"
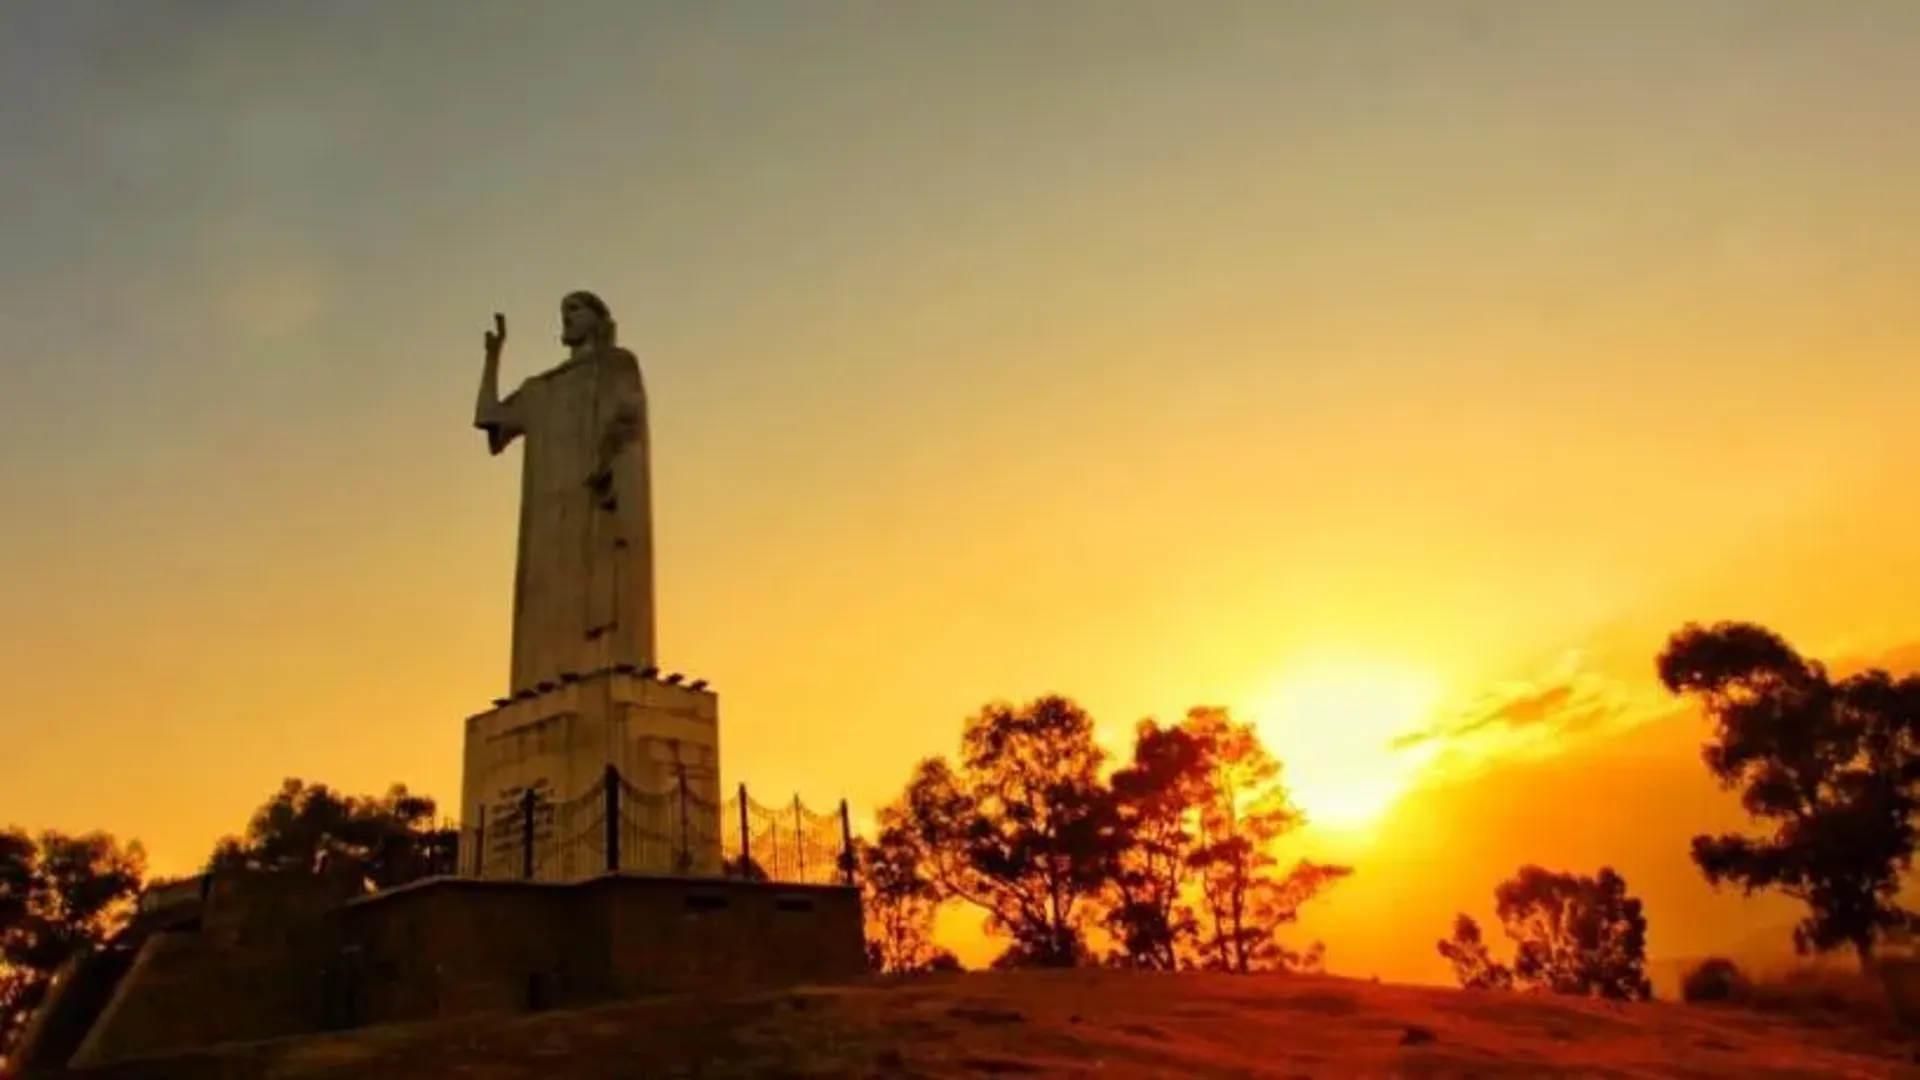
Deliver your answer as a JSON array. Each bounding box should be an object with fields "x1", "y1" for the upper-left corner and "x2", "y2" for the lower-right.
[{"x1": 473, "y1": 291, "x2": 656, "y2": 693}]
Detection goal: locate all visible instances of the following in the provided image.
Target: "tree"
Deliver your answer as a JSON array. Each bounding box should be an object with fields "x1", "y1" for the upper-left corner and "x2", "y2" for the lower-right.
[
  {"x1": 857, "y1": 825, "x2": 954, "y2": 974},
  {"x1": 1438, "y1": 865, "x2": 1652, "y2": 1001},
  {"x1": 1103, "y1": 718, "x2": 1209, "y2": 969},
  {"x1": 1679, "y1": 956, "x2": 1751, "y2": 1003},
  {"x1": 1436, "y1": 913, "x2": 1514, "y2": 990},
  {"x1": 0, "y1": 830, "x2": 145, "y2": 1054},
  {"x1": 1657, "y1": 621, "x2": 1920, "y2": 965},
  {"x1": 1183, "y1": 707, "x2": 1352, "y2": 973},
  {"x1": 887, "y1": 696, "x2": 1117, "y2": 967},
  {"x1": 876, "y1": 696, "x2": 1356, "y2": 972},
  {"x1": 209, "y1": 779, "x2": 454, "y2": 889}
]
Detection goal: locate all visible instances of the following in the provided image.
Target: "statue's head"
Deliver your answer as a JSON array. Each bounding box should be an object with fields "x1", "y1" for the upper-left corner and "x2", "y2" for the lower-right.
[{"x1": 559, "y1": 290, "x2": 616, "y2": 350}]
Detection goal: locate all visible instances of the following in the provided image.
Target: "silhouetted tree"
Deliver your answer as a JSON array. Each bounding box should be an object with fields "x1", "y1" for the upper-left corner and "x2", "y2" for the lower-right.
[
  {"x1": 888, "y1": 696, "x2": 1116, "y2": 967},
  {"x1": 1657, "y1": 620, "x2": 1920, "y2": 966},
  {"x1": 209, "y1": 779, "x2": 452, "y2": 889},
  {"x1": 1104, "y1": 718, "x2": 1209, "y2": 969},
  {"x1": 0, "y1": 829, "x2": 145, "y2": 1054},
  {"x1": 1287, "y1": 940, "x2": 1329, "y2": 974},
  {"x1": 1437, "y1": 913, "x2": 1515, "y2": 990},
  {"x1": 1679, "y1": 956, "x2": 1751, "y2": 1004},
  {"x1": 1183, "y1": 707, "x2": 1352, "y2": 973},
  {"x1": 874, "y1": 695, "x2": 1358, "y2": 972},
  {"x1": 1440, "y1": 865, "x2": 1651, "y2": 1001},
  {"x1": 857, "y1": 825, "x2": 954, "y2": 974}
]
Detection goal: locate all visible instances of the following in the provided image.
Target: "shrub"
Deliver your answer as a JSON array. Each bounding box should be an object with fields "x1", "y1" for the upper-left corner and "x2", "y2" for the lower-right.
[
  {"x1": 1680, "y1": 957, "x2": 1751, "y2": 1003},
  {"x1": 1712, "y1": 962, "x2": 1911, "y2": 1032},
  {"x1": 1678, "y1": 954, "x2": 1920, "y2": 1032},
  {"x1": 1748, "y1": 964, "x2": 1892, "y2": 1026},
  {"x1": 1876, "y1": 957, "x2": 1920, "y2": 1027}
]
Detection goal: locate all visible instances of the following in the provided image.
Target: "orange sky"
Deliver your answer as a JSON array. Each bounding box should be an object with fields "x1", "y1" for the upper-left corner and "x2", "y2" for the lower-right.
[{"x1": 3, "y1": 3, "x2": 1920, "y2": 986}]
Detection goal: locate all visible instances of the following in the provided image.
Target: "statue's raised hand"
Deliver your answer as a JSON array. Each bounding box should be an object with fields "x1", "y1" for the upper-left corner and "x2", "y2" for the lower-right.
[{"x1": 484, "y1": 312, "x2": 507, "y2": 362}]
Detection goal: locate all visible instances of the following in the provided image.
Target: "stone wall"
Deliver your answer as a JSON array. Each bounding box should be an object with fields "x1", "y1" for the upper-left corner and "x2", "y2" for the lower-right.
[
  {"x1": 336, "y1": 874, "x2": 865, "y2": 1025},
  {"x1": 70, "y1": 871, "x2": 362, "y2": 1066},
  {"x1": 599, "y1": 877, "x2": 865, "y2": 997},
  {"x1": 340, "y1": 879, "x2": 578, "y2": 1020},
  {"x1": 70, "y1": 934, "x2": 334, "y2": 1065},
  {"x1": 69, "y1": 871, "x2": 864, "y2": 1067}
]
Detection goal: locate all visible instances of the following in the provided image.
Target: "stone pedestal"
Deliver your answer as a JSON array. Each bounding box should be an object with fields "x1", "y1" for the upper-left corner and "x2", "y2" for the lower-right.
[{"x1": 459, "y1": 665, "x2": 721, "y2": 881}]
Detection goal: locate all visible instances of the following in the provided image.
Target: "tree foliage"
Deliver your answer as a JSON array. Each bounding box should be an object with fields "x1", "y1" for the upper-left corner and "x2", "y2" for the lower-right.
[
  {"x1": 875, "y1": 697, "x2": 1347, "y2": 973},
  {"x1": 1679, "y1": 956, "x2": 1751, "y2": 1004},
  {"x1": 857, "y1": 825, "x2": 955, "y2": 974},
  {"x1": 208, "y1": 779, "x2": 455, "y2": 889},
  {"x1": 1436, "y1": 912, "x2": 1514, "y2": 991},
  {"x1": 1657, "y1": 620, "x2": 1920, "y2": 963},
  {"x1": 1104, "y1": 718, "x2": 1210, "y2": 969},
  {"x1": 0, "y1": 830, "x2": 145, "y2": 1054},
  {"x1": 885, "y1": 696, "x2": 1116, "y2": 967},
  {"x1": 1182, "y1": 707, "x2": 1351, "y2": 973},
  {"x1": 1438, "y1": 865, "x2": 1652, "y2": 1001}
]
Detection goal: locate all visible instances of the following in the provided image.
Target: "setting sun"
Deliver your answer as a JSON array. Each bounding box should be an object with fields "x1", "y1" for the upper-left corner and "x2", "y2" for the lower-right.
[{"x1": 1249, "y1": 659, "x2": 1445, "y2": 833}]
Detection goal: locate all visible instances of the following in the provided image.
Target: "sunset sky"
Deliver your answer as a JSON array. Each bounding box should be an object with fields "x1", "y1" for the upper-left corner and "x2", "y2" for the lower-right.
[{"x1": 4, "y1": 1, "x2": 1920, "y2": 985}]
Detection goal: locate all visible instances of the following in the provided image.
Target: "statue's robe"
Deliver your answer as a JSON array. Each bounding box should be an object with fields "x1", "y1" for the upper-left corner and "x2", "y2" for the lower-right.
[{"x1": 479, "y1": 347, "x2": 655, "y2": 692}]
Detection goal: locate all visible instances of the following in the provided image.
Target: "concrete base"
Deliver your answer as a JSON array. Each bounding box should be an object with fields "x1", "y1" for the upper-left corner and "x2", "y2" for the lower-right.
[
  {"x1": 459, "y1": 666, "x2": 722, "y2": 881},
  {"x1": 65, "y1": 872, "x2": 867, "y2": 1068}
]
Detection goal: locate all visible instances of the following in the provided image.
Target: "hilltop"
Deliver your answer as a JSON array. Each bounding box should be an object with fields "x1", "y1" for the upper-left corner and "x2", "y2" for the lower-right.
[{"x1": 63, "y1": 968, "x2": 1914, "y2": 1079}]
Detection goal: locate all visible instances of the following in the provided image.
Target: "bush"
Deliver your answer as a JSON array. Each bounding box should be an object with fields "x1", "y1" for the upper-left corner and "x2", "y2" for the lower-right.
[
  {"x1": 1680, "y1": 957, "x2": 1751, "y2": 1003},
  {"x1": 1679, "y1": 955, "x2": 1920, "y2": 1032},
  {"x1": 1876, "y1": 957, "x2": 1920, "y2": 1027},
  {"x1": 1732, "y1": 962, "x2": 1908, "y2": 1030},
  {"x1": 1747, "y1": 964, "x2": 1895, "y2": 1027}
]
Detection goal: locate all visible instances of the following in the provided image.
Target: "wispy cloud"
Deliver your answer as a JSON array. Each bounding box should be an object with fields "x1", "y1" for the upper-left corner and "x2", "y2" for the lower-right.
[
  {"x1": 1387, "y1": 647, "x2": 1680, "y2": 788},
  {"x1": 1394, "y1": 632, "x2": 1920, "y2": 793}
]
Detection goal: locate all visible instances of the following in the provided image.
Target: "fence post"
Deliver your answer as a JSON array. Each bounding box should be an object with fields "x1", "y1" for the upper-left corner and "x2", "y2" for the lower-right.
[
  {"x1": 793, "y1": 795, "x2": 805, "y2": 881},
  {"x1": 519, "y1": 787, "x2": 538, "y2": 881},
  {"x1": 473, "y1": 806, "x2": 486, "y2": 877},
  {"x1": 736, "y1": 783, "x2": 751, "y2": 877},
  {"x1": 838, "y1": 799, "x2": 855, "y2": 886},
  {"x1": 603, "y1": 763, "x2": 621, "y2": 874}
]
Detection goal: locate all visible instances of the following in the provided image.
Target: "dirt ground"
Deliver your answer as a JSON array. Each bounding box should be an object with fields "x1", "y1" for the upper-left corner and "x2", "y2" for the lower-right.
[{"x1": 69, "y1": 968, "x2": 1920, "y2": 1079}]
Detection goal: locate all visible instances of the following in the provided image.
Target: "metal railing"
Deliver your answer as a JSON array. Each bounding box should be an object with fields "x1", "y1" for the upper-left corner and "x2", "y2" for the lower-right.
[{"x1": 453, "y1": 764, "x2": 854, "y2": 887}]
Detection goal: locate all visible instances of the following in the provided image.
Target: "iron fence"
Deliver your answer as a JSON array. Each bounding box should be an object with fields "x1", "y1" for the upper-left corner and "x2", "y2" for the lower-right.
[
  {"x1": 724, "y1": 786, "x2": 855, "y2": 885},
  {"x1": 445, "y1": 764, "x2": 855, "y2": 888}
]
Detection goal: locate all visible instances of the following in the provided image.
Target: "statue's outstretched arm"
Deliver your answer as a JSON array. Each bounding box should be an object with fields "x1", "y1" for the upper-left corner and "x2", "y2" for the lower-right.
[
  {"x1": 476, "y1": 386, "x2": 525, "y2": 455},
  {"x1": 475, "y1": 313, "x2": 524, "y2": 454}
]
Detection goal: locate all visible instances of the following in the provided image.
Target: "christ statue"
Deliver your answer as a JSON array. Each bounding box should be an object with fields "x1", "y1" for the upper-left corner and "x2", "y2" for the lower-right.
[{"x1": 473, "y1": 291, "x2": 656, "y2": 693}]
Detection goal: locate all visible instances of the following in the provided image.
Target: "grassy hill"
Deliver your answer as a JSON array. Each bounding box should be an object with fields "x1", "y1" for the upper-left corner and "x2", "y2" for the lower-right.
[{"x1": 65, "y1": 968, "x2": 1917, "y2": 1079}]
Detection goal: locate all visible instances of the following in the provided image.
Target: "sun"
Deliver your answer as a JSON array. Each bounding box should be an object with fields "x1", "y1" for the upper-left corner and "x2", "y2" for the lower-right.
[{"x1": 1246, "y1": 657, "x2": 1445, "y2": 833}]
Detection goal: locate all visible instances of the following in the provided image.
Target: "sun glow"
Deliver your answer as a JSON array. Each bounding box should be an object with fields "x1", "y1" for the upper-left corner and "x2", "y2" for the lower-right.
[{"x1": 1247, "y1": 657, "x2": 1445, "y2": 834}]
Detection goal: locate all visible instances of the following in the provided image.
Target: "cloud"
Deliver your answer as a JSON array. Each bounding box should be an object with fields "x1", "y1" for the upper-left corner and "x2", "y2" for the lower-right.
[
  {"x1": 1397, "y1": 632, "x2": 1920, "y2": 786},
  {"x1": 1398, "y1": 655, "x2": 1640, "y2": 747},
  {"x1": 1318, "y1": 629, "x2": 1920, "y2": 983},
  {"x1": 1379, "y1": 646, "x2": 1691, "y2": 791}
]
